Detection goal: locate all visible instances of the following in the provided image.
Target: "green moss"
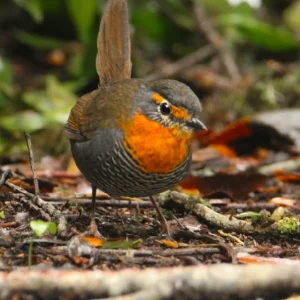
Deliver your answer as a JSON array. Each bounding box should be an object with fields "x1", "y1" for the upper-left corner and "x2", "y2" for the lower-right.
[{"x1": 278, "y1": 217, "x2": 299, "y2": 234}]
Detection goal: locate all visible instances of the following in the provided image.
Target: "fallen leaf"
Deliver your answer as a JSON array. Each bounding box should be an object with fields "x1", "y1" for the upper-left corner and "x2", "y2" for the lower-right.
[
  {"x1": 269, "y1": 197, "x2": 297, "y2": 207},
  {"x1": 178, "y1": 172, "x2": 267, "y2": 199},
  {"x1": 271, "y1": 207, "x2": 285, "y2": 222},
  {"x1": 83, "y1": 237, "x2": 103, "y2": 247},
  {"x1": 237, "y1": 253, "x2": 300, "y2": 265},
  {"x1": 275, "y1": 173, "x2": 300, "y2": 183},
  {"x1": 235, "y1": 211, "x2": 261, "y2": 220},
  {"x1": 200, "y1": 111, "x2": 299, "y2": 156},
  {"x1": 72, "y1": 256, "x2": 90, "y2": 265},
  {"x1": 157, "y1": 239, "x2": 179, "y2": 249}
]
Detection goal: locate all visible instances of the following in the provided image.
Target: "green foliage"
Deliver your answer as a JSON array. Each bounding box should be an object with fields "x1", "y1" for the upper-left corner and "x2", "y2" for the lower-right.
[
  {"x1": 0, "y1": 111, "x2": 47, "y2": 132},
  {"x1": 163, "y1": 0, "x2": 195, "y2": 30},
  {"x1": 102, "y1": 239, "x2": 142, "y2": 249},
  {"x1": 278, "y1": 217, "x2": 299, "y2": 234},
  {"x1": 132, "y1": 4, "x2": 168, "y2": 42},
  {"x1": 30, "y1": 220, "x2": 57, "y2": 236},
  {"x1": 0, "y1": 211, "x2": 5, "y2": 219},
  {"x1": 200, "y1": 0, "x2": 253, "y2": 15},
  {"x1": 271, "y1": 207, "x2": 285, "y2": 222},
  {"x1": 14, "y1": 0, "x2": 44, "y2": 23},
  {"x1": 28, "y1": 220, "x2": 57, "y2": 267},
  {"x1": 284, "y1": 0, "x2": 300, "y2": 32},
  {"x1": 22, "y1": 76, "x2": 77, "y2": 125},
  {"x1": 0, "y1": 76, "x2": 76, "y2": 134},
  {"x1": 66, "y1": 0, "x2": 98, "y2": 44},
  {"x1": 15, "y1": 30, "x2": 63, "y2": 50},
  {"x1": 0, "y1": 57, "x2": 13, "y2": 110},
  {"x1": 235, "y1": 211, "x2": 261, "y2": 220},
  {"x1": 1, "y1": 0, "x2": 300, "y2": 156},
  {"x1": 0, "y1": 57, "x2": 12, "y2": 84},
  {"x1": 218, "y1": 14, "x2": 299, "y2": 52}
]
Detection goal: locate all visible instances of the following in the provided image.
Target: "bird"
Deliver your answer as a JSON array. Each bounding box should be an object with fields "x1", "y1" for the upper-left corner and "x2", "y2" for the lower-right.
[{"x1": 64, "y1": 0, "x2": 206, "y2": 237}]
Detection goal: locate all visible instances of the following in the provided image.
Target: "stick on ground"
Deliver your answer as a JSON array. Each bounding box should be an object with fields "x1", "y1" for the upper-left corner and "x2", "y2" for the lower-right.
[
  {"x1": 1, "y1": 264, "x2": 300, "y2": 300},
  {"x1": 24, "y1": 132, "x2": 40, "y2": 195}
]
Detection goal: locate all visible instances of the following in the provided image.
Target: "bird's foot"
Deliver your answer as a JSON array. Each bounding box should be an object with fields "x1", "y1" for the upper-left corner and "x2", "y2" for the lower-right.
[
  {"x1": 158, "y1": 218, "x2": 173, "y2": 240},
  {"x1": 87, "y1": 218, "x2": 103, "y2": 238}
]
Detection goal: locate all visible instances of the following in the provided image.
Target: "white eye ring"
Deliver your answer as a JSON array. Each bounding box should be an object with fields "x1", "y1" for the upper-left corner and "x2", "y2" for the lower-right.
[{"x1": 158, "y1": 100, "x2": 171, "y2": 115}]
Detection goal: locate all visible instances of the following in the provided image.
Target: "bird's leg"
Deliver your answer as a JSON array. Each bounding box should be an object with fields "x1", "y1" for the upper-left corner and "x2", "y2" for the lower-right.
[
  {"x1": 88, "y1": 185, "x2": 102, "y2": 237},
  {"x1": 150, "y1": 196, "x2": 171, "y2": 238}
]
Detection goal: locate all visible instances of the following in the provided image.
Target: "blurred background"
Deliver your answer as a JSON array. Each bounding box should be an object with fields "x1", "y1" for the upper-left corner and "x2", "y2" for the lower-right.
[{"x1": 0, "y1": 0, "x2": 299, "y2": 159}]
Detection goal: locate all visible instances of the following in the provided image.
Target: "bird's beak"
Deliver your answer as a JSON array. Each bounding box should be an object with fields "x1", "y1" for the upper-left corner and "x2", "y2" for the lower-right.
[{"x1": 186, "y1": 118, "x2": 207, "y2": 130}]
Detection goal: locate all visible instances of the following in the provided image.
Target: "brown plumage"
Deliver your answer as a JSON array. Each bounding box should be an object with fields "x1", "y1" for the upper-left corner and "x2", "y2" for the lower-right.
[
  {"x1": 96, "y1": 0, "x2": 132, "y2": 85},
  {"x1": 65, "y1": 0, "x2": 206, "y2": 237}
]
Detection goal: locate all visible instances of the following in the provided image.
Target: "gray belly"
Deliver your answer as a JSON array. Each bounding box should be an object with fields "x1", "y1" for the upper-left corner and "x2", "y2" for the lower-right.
[{"x1": 71, "y1": 131, "x2": 191, "y2": 197}]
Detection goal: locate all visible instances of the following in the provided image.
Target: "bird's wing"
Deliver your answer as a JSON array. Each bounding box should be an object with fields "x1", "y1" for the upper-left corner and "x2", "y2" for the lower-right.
[{"x1": 64, "y1": 90, "x2": 102, "y2": 141}]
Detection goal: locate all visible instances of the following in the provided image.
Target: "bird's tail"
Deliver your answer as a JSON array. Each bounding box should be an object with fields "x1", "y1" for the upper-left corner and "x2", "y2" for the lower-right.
[{"x1": 96, "y1": 0, "x2": 132, "y2": 85}]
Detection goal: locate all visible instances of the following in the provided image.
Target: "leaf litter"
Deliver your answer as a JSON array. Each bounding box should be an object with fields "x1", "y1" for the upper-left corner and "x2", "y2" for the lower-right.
[{"x1": 0, "y1": 110, "x2": 299, "y2": 274}]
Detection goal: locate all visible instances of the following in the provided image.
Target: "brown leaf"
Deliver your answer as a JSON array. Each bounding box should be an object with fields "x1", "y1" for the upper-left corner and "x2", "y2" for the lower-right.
[
  {"x1": 275, "y1": 173, "x2": 300, "y2": 183},
  {"x1": 198, "y1": 111, "x2": 299, "y2": 156},
  {"x1": 268, "y1": 197, "x2": 298, "y2": 207},
  {"x1": 178, "y1": 172, "x2": 267, "y2": 199},
  {"x1": 237, "y1": 253, "x2": 300, "y2": 265}
]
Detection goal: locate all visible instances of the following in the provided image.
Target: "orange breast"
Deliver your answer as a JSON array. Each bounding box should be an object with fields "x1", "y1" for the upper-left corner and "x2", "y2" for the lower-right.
[{"x1": 122, "y1": 112, "x2": 192, "y2": 174}]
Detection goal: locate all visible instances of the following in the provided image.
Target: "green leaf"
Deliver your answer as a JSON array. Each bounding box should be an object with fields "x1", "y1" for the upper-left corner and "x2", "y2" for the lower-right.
[
  {"x1": 198, "y1": 0, "x2": 254, "y2": 15},
  {"x1": 278, "y1": 217, "x2": 299, "y2": 234},
  {"x1": 0, "y1": 211, "x2": 5, "y2": 219},
  {"x1": 164, "y1": 0, "x2": 195, "y2": 30},
  {"x1": 0, "y1": 57, "x2": 13, "y2": 110},
  {"x1": 271, "y1": 206, "x2": 285, "y2": 222},
  {"x1": 15, "y1": 30, "x2": 63, "y2": 50},
  {"x1": 197, "y1": 0, "x2": 232, "y2": 14},
  {"x1": 235, "y1": 211, "x2": 261, "y2": 220},
  {"x1": 217, "y1": 14, "x2": 299, "y2": 52},
  {"x1": 0, "y1": 111, "x2": 46, "y2": 132},
  {"x1": 30, "y1": 220, "x2": 57, "y2": 237},
  {"x1": 13, "y1": 0, "x2": 44, "y2": 23},
  {"x1": 284, "y1": 0, "x2": 300, "y2": 32},
  {"x1": 102, "y1": 239, "x2": 142, "y2": 249},
  {"x1": 22, "y1": 76, "x2": 77, "y2": 125},
  {"x1": 0, "y1": 137, "x2": 8, "y2": 153},
  {"x1": 0, "y1": 57, "x2": 12, "y2": 84},
  {"x1": 66, "y1": 0, "x2": 98, "y2": 43}
]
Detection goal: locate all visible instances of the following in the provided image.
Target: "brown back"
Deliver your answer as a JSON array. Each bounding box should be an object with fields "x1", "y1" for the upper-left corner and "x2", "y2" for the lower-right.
[{"x1": 96, "y1": 0, "x2": 132, "y2": 85}]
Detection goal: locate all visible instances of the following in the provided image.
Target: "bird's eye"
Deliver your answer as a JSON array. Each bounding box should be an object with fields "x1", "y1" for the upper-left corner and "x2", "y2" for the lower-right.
[{"x1": 160, "y1": 101, "x2": 171, "y2": 115}]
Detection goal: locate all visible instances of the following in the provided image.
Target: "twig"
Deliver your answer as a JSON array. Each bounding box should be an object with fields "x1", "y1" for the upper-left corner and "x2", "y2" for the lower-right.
[
  {"x1": 1, "y1": 264, "x2": 300, "y2": 299},
  {"x1": 213, "y1": 201, "x2": 277, "y2": 210},
  {"x1": 259, "y1": 156, "x2": 300, "y2": 175},
  {"x1": 146, "y1": 45, "x2": 214, "y2": 81},
  {"x1": 158, "y1": 191, "x2": 287, "y2": 235},
  {"x1": 0, "y1": 222, "x2": 18, "y2": 228},
  {"x1": 4, "y1": 182, "x2": 58, "y2": 218},
  {"x1": 24, "y1": 132, "x2": 39, "y2": 195},
  {"x1": 12, "y1": 193, "x2": 52, "y2": 222},
  {"x1": 193, "y1": 3, "x2": 241, "y2": 82},
  {"x1": 96, "y1": 247, "x2": 220, "y2": 257},
  {"x1": 4, "y1": 181, "x2": 67, "y2": 236},
  {"x1": 0, "y1": 170, "x2": 13, "y2": 188},
  {"x1": 218, "y1": 229, "x2": 244, "y2": 246},
  {"x1": 23, "y1": 132, "x2": 67, "y2": 235},
  {"x1": 67, "y1": 236, "x2": 221, "y2": 258},
  {"x1": 43, "y1": 197, "x2": 154, "y2": 208},
  {"x1": 175, "y1": 231, "x2": 237, "y2": 264}
]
